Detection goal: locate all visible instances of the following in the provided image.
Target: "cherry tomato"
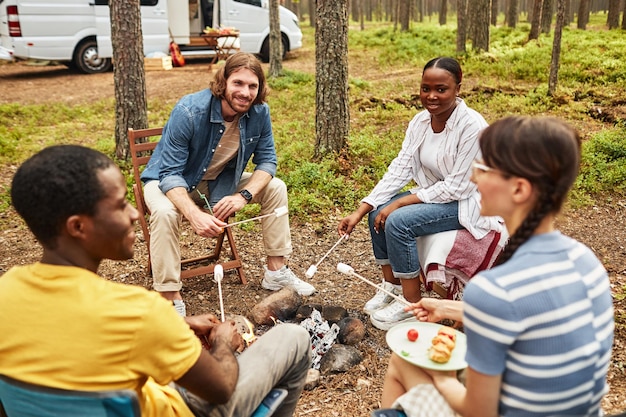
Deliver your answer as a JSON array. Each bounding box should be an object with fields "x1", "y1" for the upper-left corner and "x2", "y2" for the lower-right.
[{"x1": 407, "y1": 328, "x2": 419, "y2": 342}]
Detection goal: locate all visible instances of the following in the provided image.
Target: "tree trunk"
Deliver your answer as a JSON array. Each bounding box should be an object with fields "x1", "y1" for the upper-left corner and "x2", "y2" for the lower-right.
[
  {"x1": 540, "y1": 0, "x2": 553, "y2": 33},
  {"x1": 506, "y1": 0, "x2": 518, "y2": 27},
  {"x1": 577, "y1": 0, "x2": 589, "y2": 28},
  {"x1": 457, "y1": 0, "x2": 468, "y2": 52},
  {"x1": 309, "y1": 0, "x2": 316, "y2": 28},
  {"x1": 528, "y1": 0, "x2": 542, "y2": 40},
  {"x1": 548, "y1": 0, "x2": 565, "y2": 95},
  {"x1": 110, "y1": 0, "x2": 148, "y2": 160},
  {"x1": 469, "y1": 0, "x2": 490, "y2": 51},
  {"x1": 315, "y1": 0, "x2": 349, "y2": 158},
  {"x1": 360, "y1": 0, "x2": 365, "y2": 29},
  {"x1": 606, "y1": 0, "x2": 620, "y2": 28},
  {"x1": 400, "y1": 0, "x2": 410, "y2": 30},
  {"x1": 491, "y1": 0, "x2": 498, "y2": 25},
  {"x1": 269, "y1": 0, "x2": 283, "y2": 77},
  {"x1": 439, "y1": 0, "x2": 448, "y2": 25},
  {"x1": 622, "y1": 0, "x2": 626, "y2": 30}
]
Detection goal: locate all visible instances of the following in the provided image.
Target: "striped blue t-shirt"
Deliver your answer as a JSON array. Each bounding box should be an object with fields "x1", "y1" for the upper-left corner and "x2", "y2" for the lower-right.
[{"x1": 463, "y1": 231, "x2": 614, "y2": 417}]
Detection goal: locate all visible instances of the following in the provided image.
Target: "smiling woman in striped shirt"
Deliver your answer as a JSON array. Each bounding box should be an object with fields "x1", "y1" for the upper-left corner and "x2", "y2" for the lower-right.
[{"x1": 381, "y1": 116, "x2": 614, "y2": 417}]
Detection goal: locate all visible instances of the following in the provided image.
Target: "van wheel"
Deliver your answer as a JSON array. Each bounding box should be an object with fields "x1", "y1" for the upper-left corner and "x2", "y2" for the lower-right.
[
  {"x1": 259, "y1": 35, "x2": 289, "y2": 63},
  {"x1": 73, "y1": 39, "x2": 112, "y2": 74}
]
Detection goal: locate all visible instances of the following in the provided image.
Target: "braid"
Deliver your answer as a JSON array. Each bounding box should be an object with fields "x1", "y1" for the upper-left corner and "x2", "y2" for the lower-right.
[{"x1": 480, "y1": 116, "x2": 581, "y2": 266}]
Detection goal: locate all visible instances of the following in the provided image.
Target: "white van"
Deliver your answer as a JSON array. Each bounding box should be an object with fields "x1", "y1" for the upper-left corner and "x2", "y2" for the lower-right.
[{"x1": 0, "y1": 0, "x2": 302, "y2": 73}]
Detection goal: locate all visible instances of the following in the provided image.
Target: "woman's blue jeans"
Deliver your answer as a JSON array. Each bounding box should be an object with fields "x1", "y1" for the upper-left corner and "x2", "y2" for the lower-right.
[{"x1": 368, "y1": 192, "x2": 462, "y2": 279}]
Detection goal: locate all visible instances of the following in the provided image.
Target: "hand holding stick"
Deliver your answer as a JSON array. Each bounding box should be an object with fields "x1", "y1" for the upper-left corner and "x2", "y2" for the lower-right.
[
  {"x1": 222, "y1": 205, "x2": 289, "y2": 229},
  {"x1": 336, "y1": 263, "x2": 412, "y2": 308},
  {"x1": 214, "y1": 264, "x2": 225, "y2": 322},
  {"x1": 305, "y1": 234, "x2": 349, "y2": 278}
]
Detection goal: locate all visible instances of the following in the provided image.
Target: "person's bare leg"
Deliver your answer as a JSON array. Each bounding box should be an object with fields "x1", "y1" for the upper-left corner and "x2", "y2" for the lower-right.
[
  {"x1": 381, "y1": 353, "x2": 432, "y2": 407},
  {"x1": 382, "y1": 264, "x2": 401, "y2": 285},
  {"x1": 159, "y1": 291, "x2": 183, "y2": 301},
  {"x1": 266, "y1": 255, "x2": 286, "y2": 271},
  {"x1": 400, "y1": 278, "x2": 422, "y2": 303}
]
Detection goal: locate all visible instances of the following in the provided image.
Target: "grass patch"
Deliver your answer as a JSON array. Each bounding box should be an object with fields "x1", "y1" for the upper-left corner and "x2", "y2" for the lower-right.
[{"x1": 1, "y1": 15, "x2": 625, "y2": 225}]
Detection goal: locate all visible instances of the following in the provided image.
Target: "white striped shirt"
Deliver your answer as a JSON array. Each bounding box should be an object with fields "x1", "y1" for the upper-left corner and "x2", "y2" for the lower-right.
[
  {"x1": 362, "y1": 98, "x2": 502, "y2": 239},
  {"x1": 463, "y1": 232, "x2": 614, "y2": 416}
]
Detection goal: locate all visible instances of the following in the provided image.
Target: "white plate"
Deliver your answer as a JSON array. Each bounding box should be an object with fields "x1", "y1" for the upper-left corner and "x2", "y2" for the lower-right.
[{"x1": 386, "y1": 320, "x2": 467, "y2": 371}]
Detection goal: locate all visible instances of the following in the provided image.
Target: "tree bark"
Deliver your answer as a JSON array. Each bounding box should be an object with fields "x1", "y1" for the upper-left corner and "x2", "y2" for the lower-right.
[
  {"x1": 439, "y1": 0, "x2": 448, "y2": 25},
  {"x1": 309, "y1": 0, "x2": 316, "y2": 28},
  {"x1": 540, "y1": 0, "x2": 553, "y2": 33},
  {"x1": 469, "y1": 0, "x2": 490, "y2": 51},
  {"x1": 315, "y1": 0, "x2": 349, "y2": 158},
  {"x1": 577, "y1": 0, "x2": 589, "y2": 28},
  {"x1": 110, "y1": 0, "x2": 148, "y2": 160},
  {"x1": 506, "y1": 0, "x2": 518, "y2": 27},
  {"x1": 548, "y1": 0, "x2": 565, "y2": 96},
  {"x1": 269, "y1": 0, "x2": 283, "y2": 77},
  {"x1": 528, "y1": 0, "x2": 542, "y2": 40},
  {"x1": 456, "y1": 0, "x2": 468, "y2": 52},
  {"x1": 491, "y1": 0, "x2": 498, "y2": 25},
  {"x1": 606, "y1": 0, "x2": 620, "y2": 28},
  {"x1": 400, "y1": 0, "x2": 410, "y2": 30},
  {"x1": 622, "y1": 0, "x2": 626, "y2": 30}
]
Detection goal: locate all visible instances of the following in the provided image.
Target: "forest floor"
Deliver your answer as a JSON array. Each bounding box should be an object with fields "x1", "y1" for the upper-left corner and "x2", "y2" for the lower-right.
[{"x1": 1, "y1": 49, "x2": 625, "y2": 416}]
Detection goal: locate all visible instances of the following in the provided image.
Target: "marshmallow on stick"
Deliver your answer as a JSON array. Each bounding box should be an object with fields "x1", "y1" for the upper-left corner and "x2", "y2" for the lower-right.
[
  {"x1": 214, "y1": 264, "x2": 225, "y2": 322},
  {"x1": 336, "y1": 263, "x2": 412, "y2": 308},
  {"x1": 305, "y1": 234, "x2": 349, "y2": 278},
  {"x1": 222, "y1": 205, "x2": 289, "y2": 229}
]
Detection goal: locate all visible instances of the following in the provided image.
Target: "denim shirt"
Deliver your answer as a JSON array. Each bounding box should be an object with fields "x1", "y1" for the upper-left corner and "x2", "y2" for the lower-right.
[{"x1": 141, "y1": 89, "x2": 277, "y2": 206}]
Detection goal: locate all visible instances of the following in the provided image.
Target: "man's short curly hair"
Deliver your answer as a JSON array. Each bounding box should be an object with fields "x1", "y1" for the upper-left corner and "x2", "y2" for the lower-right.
[
  {"x1": 11, "y1": 145, "x2": 114, "y2": 248},
  {"x1": 209, "y1": 52, "x2": 268, "y2": 104}
]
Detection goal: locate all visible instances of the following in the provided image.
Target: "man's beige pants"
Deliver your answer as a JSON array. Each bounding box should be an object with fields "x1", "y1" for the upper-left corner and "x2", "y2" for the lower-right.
[{"x1": 143, "y1": 173, "x2": 292, "y2": 292}]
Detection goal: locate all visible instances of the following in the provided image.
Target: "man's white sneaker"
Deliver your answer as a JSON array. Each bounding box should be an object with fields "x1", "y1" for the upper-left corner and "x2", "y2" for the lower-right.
[
  {"x1": 363, "y1": 281, "x2": 403, "y2": 314},
  {"x1": 370, "y1": 297, "x2": 414, "y2": 331},
  {"x1": 172, "y1": 299, "x2": 186, "y2": 317},
  {"x1": 262, "y1": 266, "x2": 316, "y2": 296}
]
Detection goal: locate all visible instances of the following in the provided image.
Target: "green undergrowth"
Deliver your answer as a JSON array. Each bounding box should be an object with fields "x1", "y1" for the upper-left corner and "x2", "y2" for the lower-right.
[{"x1": 1, "y1": 14, "x2": 625, "y2": 221}]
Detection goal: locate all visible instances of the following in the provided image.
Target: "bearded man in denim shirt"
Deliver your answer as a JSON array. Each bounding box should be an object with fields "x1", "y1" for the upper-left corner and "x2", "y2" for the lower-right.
[{"x1": 141, "y1": 52, "x2": 315, "y2": 315}]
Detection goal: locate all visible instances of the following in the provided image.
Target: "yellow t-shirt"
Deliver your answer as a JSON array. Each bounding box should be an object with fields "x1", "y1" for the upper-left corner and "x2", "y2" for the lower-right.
[{"x1": 0, "y1": 263, "x2": 202, "y2": 417}]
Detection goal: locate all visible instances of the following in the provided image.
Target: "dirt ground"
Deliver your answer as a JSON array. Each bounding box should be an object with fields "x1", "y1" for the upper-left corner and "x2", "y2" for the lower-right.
[{"x1": 1, "y1": 52, "x2": 626, "y2": 416}]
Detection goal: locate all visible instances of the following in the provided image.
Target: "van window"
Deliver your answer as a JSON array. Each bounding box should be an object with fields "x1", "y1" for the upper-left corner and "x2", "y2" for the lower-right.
[
  {"x1": 94, "y1": 0, "x2": 159, "y2": 5},
  {"x1": 234, "y1": 0, "x2": 262, "y2": 7}
]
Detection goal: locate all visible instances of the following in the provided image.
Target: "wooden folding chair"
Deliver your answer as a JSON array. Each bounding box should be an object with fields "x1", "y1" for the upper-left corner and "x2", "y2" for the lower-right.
[{"x1": 128, "y1": 127, "x2": 246, "y2": 284}]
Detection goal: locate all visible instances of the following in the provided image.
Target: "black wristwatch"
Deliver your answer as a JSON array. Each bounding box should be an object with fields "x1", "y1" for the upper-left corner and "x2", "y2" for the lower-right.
[{"x1": 239, "y1": 189, "x2": 253, "y2": 203}]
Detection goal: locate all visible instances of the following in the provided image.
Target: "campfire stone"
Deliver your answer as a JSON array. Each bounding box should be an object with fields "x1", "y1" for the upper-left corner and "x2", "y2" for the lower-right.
[
  {"x1": 319, "y1": 344, "x2": 363, "y2": 374},
  {"x1": 296, "y1": 304, "x2": 324, "y2": 321},
  {"x1": 303, "y1": 368, "x2": 320, "y2": 391},
  {"x1": 321, "y1": 305, "x2": 348, "y2": 324},
  {"x1": 337, "y1": 317, "x2": 366, "y2": 345},
  {"x1": 250, "y1": 286, "x2": 302, "y2": 325}
]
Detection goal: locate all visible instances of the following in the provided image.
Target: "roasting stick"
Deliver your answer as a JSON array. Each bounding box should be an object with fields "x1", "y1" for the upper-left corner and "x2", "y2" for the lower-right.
[
  {"x1": 305, "y1": 234, "x2": 349, "y2": 278},
  {"x1": 336, "y1": 263, "x2": 412, "y2": 308},
  {"x1": 214, "y1": 264, "x2": 226, "y2": 322},
  {"x1": 222, "y1": 205, "x2": 289, "y2": 229}
]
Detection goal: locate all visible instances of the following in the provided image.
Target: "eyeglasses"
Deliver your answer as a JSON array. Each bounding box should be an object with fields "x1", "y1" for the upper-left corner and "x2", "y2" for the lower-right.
[
  {"x1": 471, "y1": 160, "x2": 507, "y2": 177},
  {"x1": 472, "y1": 160, "x2": 496, "y2": 173}
]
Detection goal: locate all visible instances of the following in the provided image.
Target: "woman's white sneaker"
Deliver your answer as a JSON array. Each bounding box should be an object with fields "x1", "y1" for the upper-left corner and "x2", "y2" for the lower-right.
[
  {"x1": 363, "y1": 281, "x2": 403, "y2": 314},
  {"x1": 369, "y1": 296, "x2": 414, "y2": 330}
]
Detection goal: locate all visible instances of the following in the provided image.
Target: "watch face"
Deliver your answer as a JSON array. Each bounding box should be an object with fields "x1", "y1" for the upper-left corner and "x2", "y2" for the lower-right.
[{"x1": 240, "y1": 190, "x2": 253, "y2": 201}]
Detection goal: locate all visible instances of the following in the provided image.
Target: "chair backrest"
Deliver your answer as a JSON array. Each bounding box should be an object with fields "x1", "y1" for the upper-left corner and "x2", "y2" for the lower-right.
[
  {"x1": 128, "y1": 127, "x2": 163, "y2": 188},
  {"x1": 0, "y1": 374, "x2": 140, "y2": 417}
]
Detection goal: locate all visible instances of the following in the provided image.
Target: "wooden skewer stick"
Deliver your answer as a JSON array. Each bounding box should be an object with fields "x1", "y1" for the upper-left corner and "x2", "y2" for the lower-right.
[
  {"x1": 305, "y1": 234, "x2": 349, "y2": 278},
  {"x1": 214, "y1": 264, "x2": 225, "y2": 322},
  {"x1": 336, "y1": 263, "x2": 412, "y2": 308},
  {"x1": 222, "y1": 205, "x2": 289, "y2": 229}
]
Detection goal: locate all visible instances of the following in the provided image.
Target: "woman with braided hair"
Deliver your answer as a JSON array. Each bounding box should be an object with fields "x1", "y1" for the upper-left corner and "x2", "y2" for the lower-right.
[{"x1": 376, "y1": 116, "x2": 614, "y2": 417}]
